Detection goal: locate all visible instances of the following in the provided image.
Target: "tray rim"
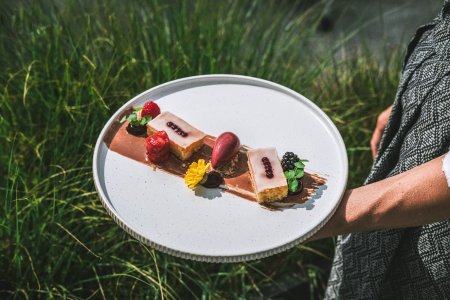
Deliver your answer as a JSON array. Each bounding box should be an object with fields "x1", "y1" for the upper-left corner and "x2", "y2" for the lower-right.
[{"x1": 92, "y1": 74, "x2": 348, "y2": 263}]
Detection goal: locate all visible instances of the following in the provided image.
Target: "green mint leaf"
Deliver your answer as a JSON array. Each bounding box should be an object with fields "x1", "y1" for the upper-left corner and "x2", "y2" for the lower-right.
[
  {"x1": 289, "y1": 179, "x2": 298, "y2": 192},
  {"x1": 294, "y1": 161, "x2": 305, "y2": 169},
  {"x1": 300, "y1": 159, "x2": 309, "y2": 162},
  {"x1": 140, "y1": 116, "x2": 152, "y2": 125},
  {"x1": 295, "y1": 169, "x2": 304, "y2": 179},
  {"x1": 127, "y1": 113, "x2": 141, "y2": 126},
  {"x1": 287, "y1": 170, "x2": 295, "y2": 178},
  {"x1": 127, "y1": 113, "x2": 137, "y2": 122}
]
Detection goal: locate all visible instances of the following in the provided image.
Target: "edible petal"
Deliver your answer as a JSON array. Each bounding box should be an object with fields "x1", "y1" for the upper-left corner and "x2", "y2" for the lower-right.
[{"x1": 184, "y1": 159, "x2": 211, "y2": 189}]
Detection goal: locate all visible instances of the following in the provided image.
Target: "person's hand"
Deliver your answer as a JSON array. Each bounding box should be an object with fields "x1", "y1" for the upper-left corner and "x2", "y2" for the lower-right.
[{"x1": 370, "y1": 105, "x2": 393, "y2": 159}]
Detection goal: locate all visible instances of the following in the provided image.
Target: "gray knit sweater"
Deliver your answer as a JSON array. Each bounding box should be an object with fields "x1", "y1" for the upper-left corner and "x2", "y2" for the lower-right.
[{"x1": 325, "y1": 1, "x2": 450, "y2": 299}]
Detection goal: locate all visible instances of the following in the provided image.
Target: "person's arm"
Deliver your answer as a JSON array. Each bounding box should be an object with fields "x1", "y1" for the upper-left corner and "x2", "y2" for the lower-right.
[{"x1": 310, "y1": 154, "x2": 450, "y2": 241}]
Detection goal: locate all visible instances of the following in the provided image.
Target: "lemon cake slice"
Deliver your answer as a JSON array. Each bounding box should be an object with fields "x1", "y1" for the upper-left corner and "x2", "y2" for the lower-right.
[
  {"x1": 247, "y1": 147, "x2": 288, "y2": 203},
  {"x1": 147, "y1": 111, "x2": 206, "y2": 160}
]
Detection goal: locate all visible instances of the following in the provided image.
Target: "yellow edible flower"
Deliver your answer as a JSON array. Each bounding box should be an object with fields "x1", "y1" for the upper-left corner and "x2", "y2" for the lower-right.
[{"x1": 184, "y1": 159, "x2": 211, "y2": 189}]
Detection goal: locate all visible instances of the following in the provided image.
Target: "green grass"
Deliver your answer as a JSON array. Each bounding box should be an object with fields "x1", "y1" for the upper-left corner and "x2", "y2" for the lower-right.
[{"x1": 1, "y1": 0, "x2": 400, "y2": 298}]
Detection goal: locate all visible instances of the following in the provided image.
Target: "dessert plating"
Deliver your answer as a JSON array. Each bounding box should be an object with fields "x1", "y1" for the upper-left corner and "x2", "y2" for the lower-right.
[{"x1": 108, "y1": 103, "x2": 319, "y2": 206}]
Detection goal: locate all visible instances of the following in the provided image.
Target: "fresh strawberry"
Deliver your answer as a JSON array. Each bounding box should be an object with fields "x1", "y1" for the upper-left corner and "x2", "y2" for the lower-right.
[
  {"x1": 146, "y1": 131, "x2": 170, "y2": 163},
  {"x1": 141, "y1": 101, "x2": 161, "y2": 119}
]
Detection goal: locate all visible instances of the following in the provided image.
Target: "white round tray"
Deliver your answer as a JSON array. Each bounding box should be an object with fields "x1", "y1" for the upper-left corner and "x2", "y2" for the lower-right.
[{"x1": 93, "y1": 75, "x2": 348, "y2": 262}]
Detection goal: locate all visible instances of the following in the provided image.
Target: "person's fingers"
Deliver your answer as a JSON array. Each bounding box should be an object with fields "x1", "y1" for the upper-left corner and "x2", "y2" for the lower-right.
[
  {"x1": 371, "y1": 127, "x2": 382, "y2": 158},
  {"x1": 370, "y1": 105, "x2": 393, "y2": 159}
]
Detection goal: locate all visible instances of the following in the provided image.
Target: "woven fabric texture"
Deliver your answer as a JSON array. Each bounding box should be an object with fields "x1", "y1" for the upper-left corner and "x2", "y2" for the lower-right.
[{"x1": 325, "y1": 2, "x2": 450, "y2": 299}]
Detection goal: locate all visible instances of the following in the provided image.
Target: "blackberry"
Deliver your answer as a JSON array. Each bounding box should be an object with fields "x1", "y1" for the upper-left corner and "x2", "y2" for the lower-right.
[{"x1": 281, "y1": 151, "x2": 300, "y2": 171}]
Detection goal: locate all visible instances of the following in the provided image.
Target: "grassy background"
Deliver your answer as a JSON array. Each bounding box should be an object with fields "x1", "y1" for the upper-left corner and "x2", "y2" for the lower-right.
[{"x1": 1, "y1": 0, "x2": 400, "y2": 298}]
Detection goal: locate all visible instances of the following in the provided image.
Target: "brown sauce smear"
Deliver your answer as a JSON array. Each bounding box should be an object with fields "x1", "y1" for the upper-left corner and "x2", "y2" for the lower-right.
[{"x1": 105, "y1": 118, "x2": 327, "y2": 209}]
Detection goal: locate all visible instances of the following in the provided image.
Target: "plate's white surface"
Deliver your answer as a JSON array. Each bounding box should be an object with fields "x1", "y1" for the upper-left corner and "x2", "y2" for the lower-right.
[{"x1": 93, "y1": 75, "x2": 348, "y2": 262}]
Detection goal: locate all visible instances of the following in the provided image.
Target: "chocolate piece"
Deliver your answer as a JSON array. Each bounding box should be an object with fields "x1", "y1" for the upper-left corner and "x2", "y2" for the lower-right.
[
  {"x1": 126, "y1": 123, "x2": 147, "y2": 136},
  {"x1": 202, "y1": 171, "x2": 224, "y2": 188}
]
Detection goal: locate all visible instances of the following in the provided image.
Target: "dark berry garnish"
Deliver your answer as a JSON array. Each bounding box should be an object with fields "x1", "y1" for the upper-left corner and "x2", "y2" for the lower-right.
[
  {"x1": 126, "y1": 123, "x2": 147, "y2": 136},
  {"x1": 281, "y1": 151, "x2": 300, "y2": 171},
  {"x1": 166, "y1": 121, "x2": 188, "y2": 137},
  {"x1": 262, "y1": 157, "x2": 274, "y2": 178},
  {"x1": 282, "y1": 151, "x2": 307, "y2": 193},
  {"x1": 202, "y1": 171, "x2": 224, "y2": 188}
]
